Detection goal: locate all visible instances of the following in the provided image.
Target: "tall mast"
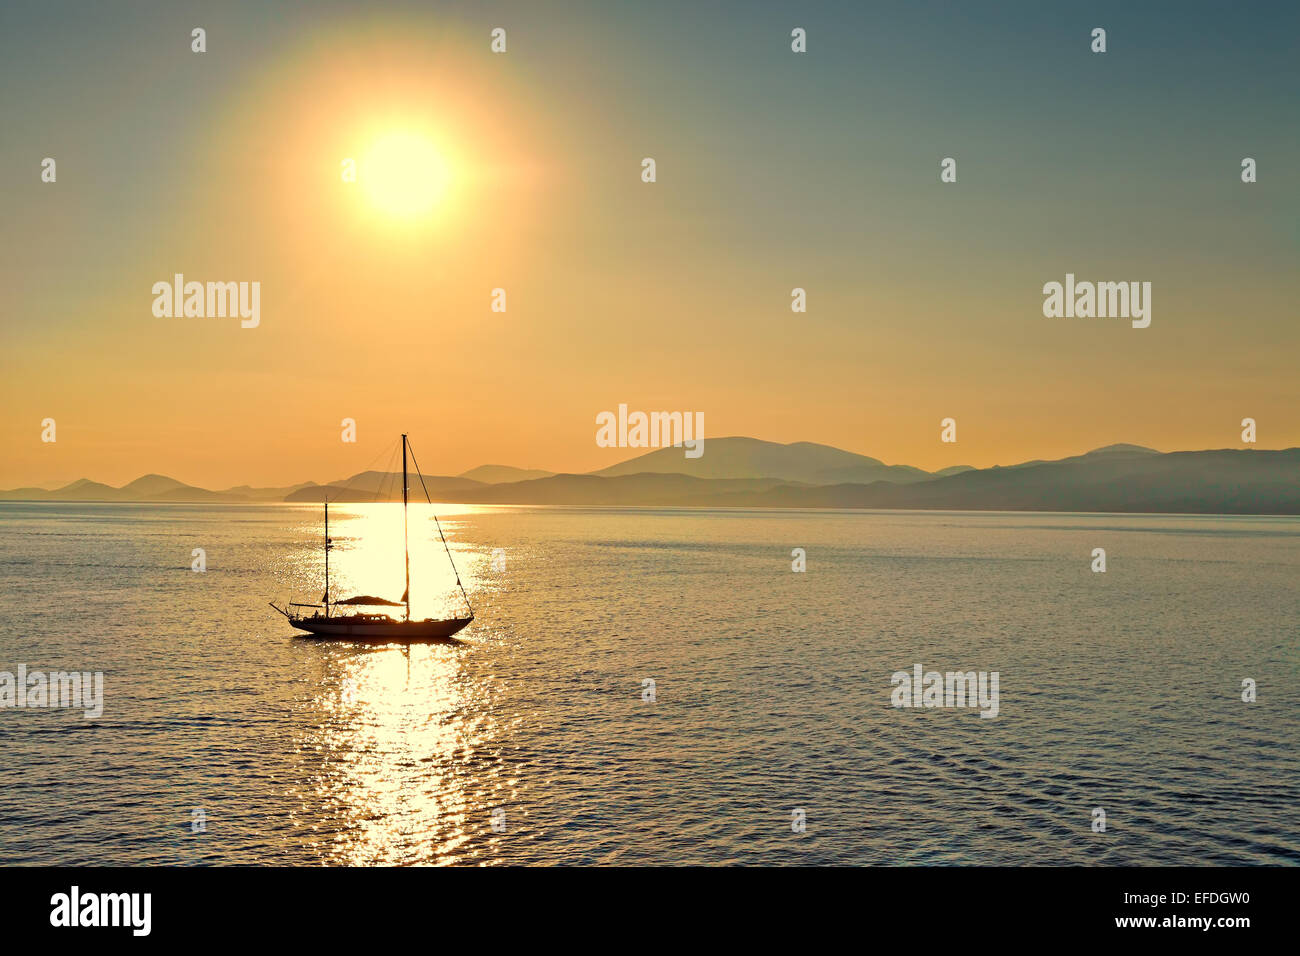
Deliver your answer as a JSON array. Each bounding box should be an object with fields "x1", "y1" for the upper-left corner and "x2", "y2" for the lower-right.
[
  {"x1": 402, "y1": 433, "x2": 411, "y2": 622},
  {"x1": 324, "y1": 498, "x2": 330, "y2": 618}
]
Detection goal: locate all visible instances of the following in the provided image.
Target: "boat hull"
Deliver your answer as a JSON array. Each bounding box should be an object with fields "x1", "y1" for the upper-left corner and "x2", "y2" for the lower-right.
[{"x1": 289, "y1": 615, "x2": 472, "y2": 643}]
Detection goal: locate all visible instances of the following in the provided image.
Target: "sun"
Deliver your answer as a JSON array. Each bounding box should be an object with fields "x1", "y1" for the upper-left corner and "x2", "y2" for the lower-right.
[{"x1": 360, "y1": 130, "x2": 451, "y2": 220}]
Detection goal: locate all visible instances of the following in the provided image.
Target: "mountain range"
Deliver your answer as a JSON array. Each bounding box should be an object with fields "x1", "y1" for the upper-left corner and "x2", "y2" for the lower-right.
[{"x1": 5, "y1": 437, "x2": 1298, "y2": 514}]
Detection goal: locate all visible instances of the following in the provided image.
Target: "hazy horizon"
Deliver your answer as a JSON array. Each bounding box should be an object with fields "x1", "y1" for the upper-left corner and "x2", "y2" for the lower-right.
[{"x1": 10, "y1": 435, "x2": 1300, "y2": 493}]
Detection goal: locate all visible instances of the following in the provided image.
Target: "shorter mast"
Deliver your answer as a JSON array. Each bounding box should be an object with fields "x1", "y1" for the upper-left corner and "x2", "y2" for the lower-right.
[
  {"x1": 402, "y1": 434, "x2": 411, "y2": 622},
  {"x1": 324, "y1": 498, "x2": 331, "y2": 618}
]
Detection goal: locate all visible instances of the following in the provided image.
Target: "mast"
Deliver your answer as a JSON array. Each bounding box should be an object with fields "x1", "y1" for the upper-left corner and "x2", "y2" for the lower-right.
[
  {"x1": 402, "y1": 433, "x2": 411, "y2": 622},
  {"x1": 324, "y1": 498, "x2": 330, "y2": 618}
]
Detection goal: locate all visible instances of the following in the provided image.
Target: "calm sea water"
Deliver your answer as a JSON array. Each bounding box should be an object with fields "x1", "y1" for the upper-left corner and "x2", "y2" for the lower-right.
[{"x1": 0, "y1": 502, "x2": 1296, "y2": 865}]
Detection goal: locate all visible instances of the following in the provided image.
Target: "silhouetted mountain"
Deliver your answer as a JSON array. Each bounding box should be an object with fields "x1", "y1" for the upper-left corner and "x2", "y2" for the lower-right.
[
  {"x1": 998, "y1": 443, "x2": 1161, "y2": 471},
  {"x1": 592, "y1": 436, "x2": 933, "y2": 484},
  {"x1": 1087, "y1": 443, "x2": 1160, "y2": 456},
  {"x1": 5, "y1": 476, "x2": 252, "y2": 502},
  {"x1": 448, "y1": 448, "x2": 1299, "y2": 513},
  {"x1": 119, "y1": 474, "x2": 196, "y2": 498},
  {"x1": 701, "y1": 448, "x2": 1298, "y2": 513},
  {"x1": 3, "y1": 442, "x2": 1294, "y2": 513},
  {"x1": 459, "y1": 464, "x2": 556, "y2": 483},
  {"x1": 220, "y1": 481, "x2": 318, "y2": 500},
  {"x1": 285, "y1": 473, "x2": 484, "y2": 503},
  {"x1": 48, "y1": 479, "x2": 118, "y2": 500},
  {"x1": 0, "y1": 485, "x2": 62, "y2": 499}
]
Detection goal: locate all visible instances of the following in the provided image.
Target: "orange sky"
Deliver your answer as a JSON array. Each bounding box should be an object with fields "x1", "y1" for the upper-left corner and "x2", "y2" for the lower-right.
[{"x1": 2, "y1": 4, "x2": 1297, "y2": 488}]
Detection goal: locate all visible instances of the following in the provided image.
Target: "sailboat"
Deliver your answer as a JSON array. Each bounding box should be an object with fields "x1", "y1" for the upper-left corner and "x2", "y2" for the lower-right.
[{"x1": 270, "y1": 434, "x2": 474, "y2": 642}]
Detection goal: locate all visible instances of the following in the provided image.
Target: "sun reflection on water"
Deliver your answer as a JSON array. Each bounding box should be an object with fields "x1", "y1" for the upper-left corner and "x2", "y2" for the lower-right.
[
  {"x1": 291, "y1": 502, "x2": 484, "y2": 620},
  {"x1": 284, "y1": 503, "x2": 508, "y2": 865}
]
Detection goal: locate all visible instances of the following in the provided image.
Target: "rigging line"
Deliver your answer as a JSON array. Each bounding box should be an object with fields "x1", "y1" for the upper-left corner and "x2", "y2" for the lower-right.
[
  {"x1": 382, "y1": 442, "x2": 397, "y2": 502},
  {"x1": 335, "y1": 436, "x2": 399, "y2": 500},
  {"x1": 319, "y1": 437, "x2": 390, "y2": 504},
  {"x1": 405, "y1": 440, "x2": 474, "y2": 618},
  {"x1": 378, "y1": 437, "x2": 401, "y2": 502},
  {"x1": 377, "y1": 442, "x2": 400, "y2": 504}
]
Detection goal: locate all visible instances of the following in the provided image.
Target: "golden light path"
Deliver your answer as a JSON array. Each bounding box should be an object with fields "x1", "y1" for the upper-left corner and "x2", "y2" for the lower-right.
[{"x1": 287, "y1": 504, "x2": 510, "y2": 865}]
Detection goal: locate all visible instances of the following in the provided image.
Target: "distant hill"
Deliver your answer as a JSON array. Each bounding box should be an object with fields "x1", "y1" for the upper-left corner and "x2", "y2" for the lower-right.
[
  {"x1": 3, "y1": 475, "x2": 254, "y2": 503},
  {"x1": 47, "y1": 479, "x2": 119, "y2": 500},
  {"x1": 285, "y1": 473, "x2": 484, "y2": 503},
  {"x1": 119, "y1": 474, "x2": 197, "y2": 498},
  {"x1": 996, "y1": 443, "x2": 1161, "y2": 472},
  {"x1": 592, "y1": 437, "x2": 934, "y2": 484},
  {"x1": 220, "y1": 481, "x2": 318, "y2": 500},
  {"x1": 0, "y1": 485, "x2": 66, "y2": 499},
  {"x1": 1086, "y1": 443, "x2": 1160, "y2": 456},
  {"x1": 701, "y1": 448, "x2": 1299, "y2": 514},
  {"x1": 459, "y1": 464, "x2": 556, "y2": 484}
]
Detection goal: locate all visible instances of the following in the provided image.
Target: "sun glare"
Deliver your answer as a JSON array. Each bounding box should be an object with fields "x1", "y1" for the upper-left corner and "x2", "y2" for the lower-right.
[{"x1": 360, "y1": 130, "x2": 451, "y2": 220}]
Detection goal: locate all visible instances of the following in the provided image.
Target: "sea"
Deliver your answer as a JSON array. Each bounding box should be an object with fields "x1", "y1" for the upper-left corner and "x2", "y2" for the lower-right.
[{"x1": 0, "y1": 502, "x2": 1296, "y2": 865}]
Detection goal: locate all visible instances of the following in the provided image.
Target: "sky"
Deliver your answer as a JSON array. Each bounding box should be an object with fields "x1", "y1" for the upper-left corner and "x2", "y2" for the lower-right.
[{"x1": 2, "y1": 0, "x2": 1297, "y2": 488}]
